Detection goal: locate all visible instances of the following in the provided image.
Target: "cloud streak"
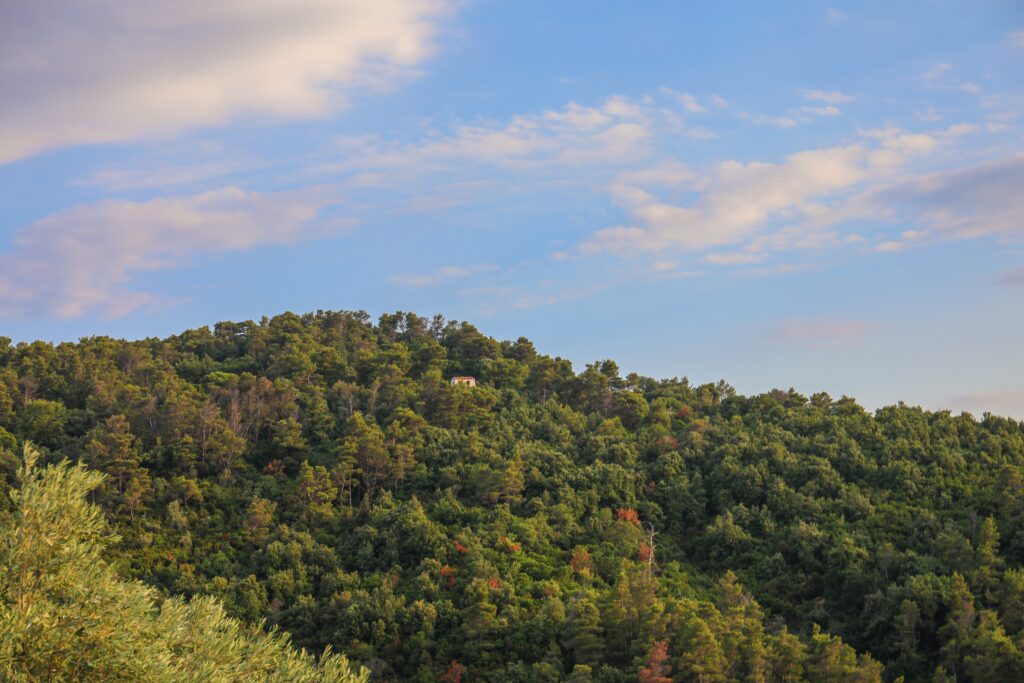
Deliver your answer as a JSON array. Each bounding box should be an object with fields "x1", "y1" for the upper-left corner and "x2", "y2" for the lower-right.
[
  {"x1": 853, "y1": 153, "x2": 1024, "y2": 241},
  {"x1": 997, "y1": 267, "x2": 1024, "y2": 286},
  {"x1": 0, "y1": 0, "x2": 450, "y2": 163},
  {"x1": 801, "y1": 89, "x2": 855, "y2": 104},
  {"x1": 762, "y1": 317, "x2": 878, "y2": 348},
  {"x1": 0, "y1": 186, "x2": 346, "y2": 318},
  {"x1": 391, "y1": 264, "x2": 498, "y2": 287},
  {"x1": 327, "y1": 95, "x2": 662, "y2": 176}
]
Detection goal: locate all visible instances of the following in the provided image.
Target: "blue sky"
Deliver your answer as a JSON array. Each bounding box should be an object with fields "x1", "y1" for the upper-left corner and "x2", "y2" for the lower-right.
[{"x1": 2, "y1": 1, "x2": 1023, "y2": 416}]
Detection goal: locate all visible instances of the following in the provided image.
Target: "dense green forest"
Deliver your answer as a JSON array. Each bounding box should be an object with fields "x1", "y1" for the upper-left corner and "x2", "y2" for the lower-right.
[
  {"x1": 1, "y1": 310, "x2": 1023, "y2": 682},
  {"x1": 0, "y1": 445, "x2": 366, "y2": 682}
]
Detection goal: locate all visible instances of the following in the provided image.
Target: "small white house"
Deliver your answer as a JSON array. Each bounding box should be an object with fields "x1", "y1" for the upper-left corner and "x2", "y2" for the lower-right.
[{"x1": 450, "y1": 376, "x2": 477, "y2": 387}]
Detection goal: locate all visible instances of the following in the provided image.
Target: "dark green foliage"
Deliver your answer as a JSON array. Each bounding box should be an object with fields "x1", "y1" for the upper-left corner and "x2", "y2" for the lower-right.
[
  {"x1": 0, "y1": 445, "x2": 366, "y2": 682},
  {"x1": 1, "y1": 310, "x2": 1023, "y2": 681}
]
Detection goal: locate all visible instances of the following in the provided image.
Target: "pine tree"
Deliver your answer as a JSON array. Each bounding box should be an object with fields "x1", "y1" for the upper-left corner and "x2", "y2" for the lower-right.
[
  {"x1": 341, "y1": 412, "x2": 390, "y2": 499},
  {"x1": 564, "y1": 597, "x2": 604, "y2": 668},
  {"x1": 82, "y1": 414, "x2": 151, "y2": 519},
  {"x1": 677, "y1": 616, "x2": 728, "y2": 683}
]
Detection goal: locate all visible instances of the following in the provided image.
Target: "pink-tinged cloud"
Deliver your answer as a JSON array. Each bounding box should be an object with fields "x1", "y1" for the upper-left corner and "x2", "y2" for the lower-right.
[
  {"x1": 0, "y1": 186, "x2": 347, "y2": 318},
  {"x1": 856, "y1": 153, "x2": 1024, "y2": 240},
  {"x1": 0, "y1": 0, "x2": 450, "y2": 163},
  {"x1": 762, "y1": 318, "x2": 878, "y2": 348},
  {"x1": 997, "y1": 267, "x2": 1024, "y2": 286}
]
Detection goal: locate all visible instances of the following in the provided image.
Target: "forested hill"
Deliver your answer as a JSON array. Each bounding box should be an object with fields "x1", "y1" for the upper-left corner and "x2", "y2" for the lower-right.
[{"x1": 1, "y1": 310, "x2": 1023, "y2": 682}]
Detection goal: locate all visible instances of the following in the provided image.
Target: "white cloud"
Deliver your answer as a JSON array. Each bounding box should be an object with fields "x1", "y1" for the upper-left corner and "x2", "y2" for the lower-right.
[
  {"x1": 801, "y1": 89, "x2": 855, "y2": 104},
  {"x1": 580, "y1": 141, "x2": 913, "y2": 255},
  {"x1": 743, "y1": 113, "x2": 800, "y2": 129},
  {"x1": 901, "y1": 229, "x2": 928, "y2": 241},
  {"x1": 660, "y1": 88, "x2": 707, "y2": 113},
  {"x1": 705, "y1": 252, "x2": 763, "y2": 265},
  {"x1": 869, "y1": 231, "x2": 928, "y2": 253},
  {"x1": 1014, "y1": 30, "x2": 1024, "y2": 48},
  {"x1": 801, "y1": 105, "x2": 842, "y2": 117},
  {"x1": 0, "y1": 0, "x2": 450, "y2": 163},
  {"x1": 325, "y1": 96, "x2": 662, "y2": 177},
  {"x1": 330, "y1": 92, "x2": 991, "y2": 269},
  {"x1": 873, "y1": 241, "x2": 906, "y2": 253},
  {"x1": 923, "y1": 62, "x2": 952, "y2": 80},
  {"x1": 573, "y1": 121, "x2": 987, "y2": 261},
  {"x1": 824, "y1": 9, "x2": 848, "y2": 24},
  {"x1": 0, "y1": 186, "x2": 345, "y2": 318},
  {"x1": 317, "y1": 92, "x2": 1014, "y2": 280},
  {"x1": 78, "y1": 154, "x2": 259, "y2": 191},
  {"x1": 391, "y1": 264, "x2": 497, "y2": 287}
]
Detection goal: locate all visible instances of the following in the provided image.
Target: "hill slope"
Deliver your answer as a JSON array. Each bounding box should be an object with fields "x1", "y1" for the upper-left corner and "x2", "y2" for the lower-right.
[{"x1": 1, "y1": 310, "x2": 1023, "y2": 681}]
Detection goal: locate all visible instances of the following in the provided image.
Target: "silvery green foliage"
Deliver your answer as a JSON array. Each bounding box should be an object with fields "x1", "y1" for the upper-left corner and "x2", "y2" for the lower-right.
[{"x1": 0, "y1": 444, "x2": 367, "y2": 682}]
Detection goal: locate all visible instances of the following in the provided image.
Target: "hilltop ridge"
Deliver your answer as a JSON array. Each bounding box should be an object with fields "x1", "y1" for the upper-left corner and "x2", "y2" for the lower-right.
[{"x1": 1, "y1": 310, "x2": 1023, "y2": 682}]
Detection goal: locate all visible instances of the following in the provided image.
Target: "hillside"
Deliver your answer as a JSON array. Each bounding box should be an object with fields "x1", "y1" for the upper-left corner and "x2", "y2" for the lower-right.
[{"x1": 1, "y1": 310, "x2": 1023, "y2": 682}]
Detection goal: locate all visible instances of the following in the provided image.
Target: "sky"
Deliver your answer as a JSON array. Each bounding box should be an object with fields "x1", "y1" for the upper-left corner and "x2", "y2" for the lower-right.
[{"x1": 1, "y1": 1, "x2": 1023, "y2": 418}]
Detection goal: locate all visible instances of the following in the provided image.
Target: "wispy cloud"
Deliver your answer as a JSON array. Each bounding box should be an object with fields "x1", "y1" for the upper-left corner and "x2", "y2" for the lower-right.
[
  {"x1": 801, "y1": 105, "x2": 842, "y2": 117},
  {"x1": 853, "y1": 152, "x2": 1024, "y2": 241},
  {"x1": 801, "y1": 89, "x2": 855, "y2": 104},
  {"x1": 78, "y1": 152, "x2": 260, "y2": 191},
  {"x1": 659, "y1": 88, "x2": 708, "y2": 113},
  {"x1": 742, "y1": 113, "x2": 800, "y2": 129},
  {"x1": 824, "y1": 8, "x2": 848, "y2": 24},
  {"x1": 762, "y1": 317, "x2": 877, "y2": 348},
  {"x1": 739, "y1": 263, "x2": 821, "y2": 278},
  {"x1": 996, "y1": 267, "x2": 1024, "y2": 286},
  {"x1": 392, "y1": 264, "x2": 498, "y2": 287},
  {"x1": 739, "y1": 90, "x2": 852, "y2": 128},
  {"x1": 923, "y1": 62, "x2": 952, "y2": 80},
  {"x1": 467, "y1": 281, "x2": 607, "y2": 315},
  {"x1": 326, "y1": 95, "x2": 661, "y2": 175},
  {"x1": 0, "y1": 0, "x2": 451, "y2": 163},
  {"x1": 705, "y1": 252, "x2": 764, "y2": 265},
  {"x1": 311, "y1": 91, "x2": 1010, "y2": 278},
  {"x1": 871, "y1": 229, "x2": 929, "y2": 253},
  {"x1": 0, "y1": 186, "x2": 346, "y2": 318}
]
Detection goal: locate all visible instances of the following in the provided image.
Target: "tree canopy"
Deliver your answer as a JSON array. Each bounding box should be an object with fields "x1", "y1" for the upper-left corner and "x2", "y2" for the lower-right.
[
  {"x1": 0, "y1": 310, "x2": 1022, "y2": 681},
  {"x1": 0, "y1": 444, "x2": 366, "y2": 682}
]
